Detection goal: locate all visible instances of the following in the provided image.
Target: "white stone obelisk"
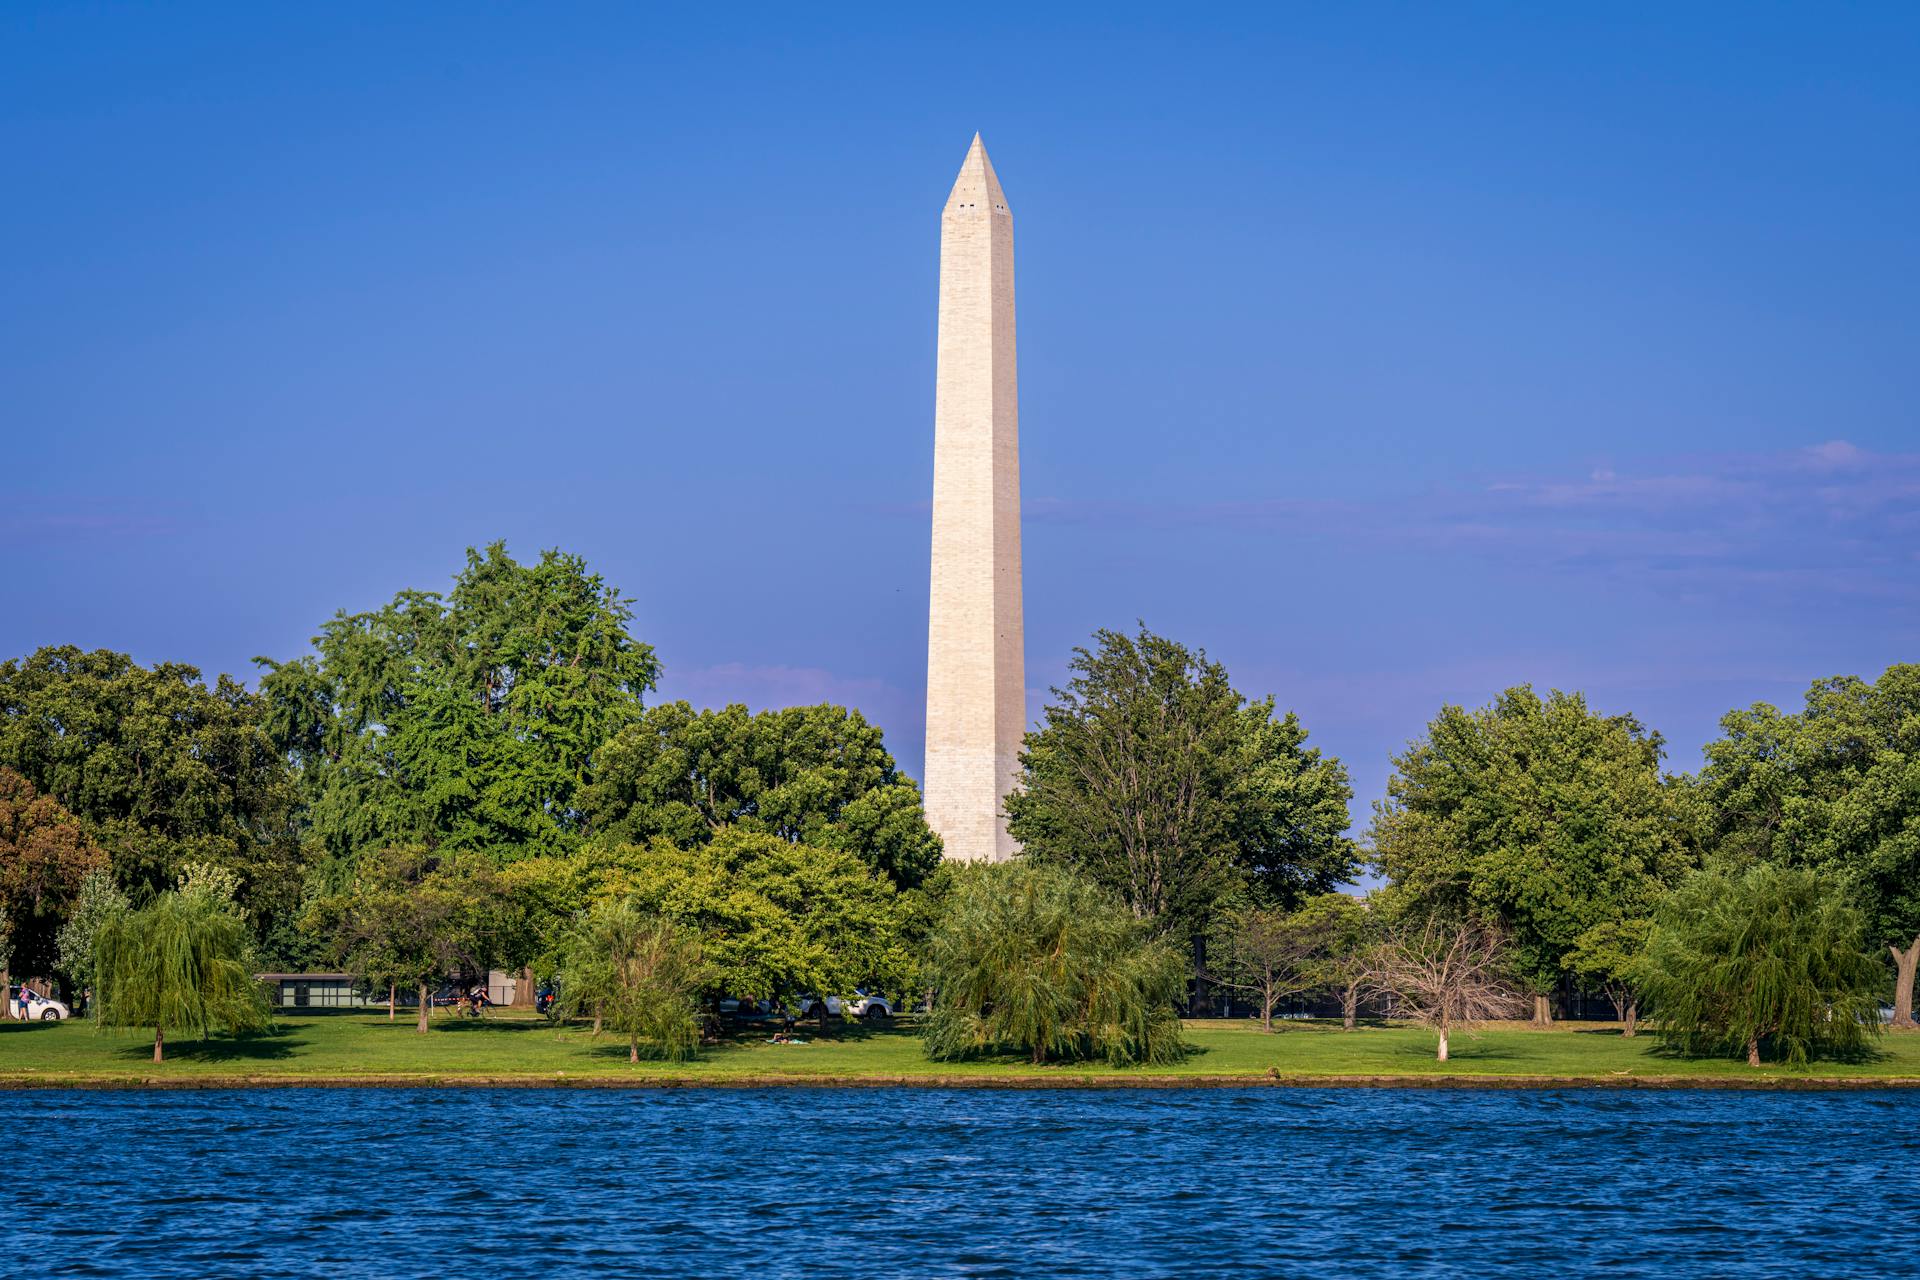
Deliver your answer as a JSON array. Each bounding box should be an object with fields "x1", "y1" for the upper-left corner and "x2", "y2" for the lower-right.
[{"x1": 924, "y1": 133, "x2": 1024, "y2": 863}]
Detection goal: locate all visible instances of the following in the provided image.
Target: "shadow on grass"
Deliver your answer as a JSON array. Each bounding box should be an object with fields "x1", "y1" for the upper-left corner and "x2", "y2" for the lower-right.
[
  {"x1": 408, "y1": 1014, "x2": 553, "y2": 1035},
  {"x1": 701, "y1": 1017, "x2": 921, "y2": 1049},
  {"x1": 1637, "y1": 1036, "x2": 1890, "y2": 1068},
  {"x1": 574, "y1": 1038, "x2": 707, "y2": 1064},
  {"x1": 0, "y1": 1019, "x2": 71, "y2": 1035},
  {"x1": 1373, "y1": 1037, "x2": 1525, "y2": 1064},
  {"x1": 108, "y1": 1026, "x2": 306, "y2": 1064},
  {"x1": 1197, "y1": 1016, "x2": 1398, "y2": 1033}
]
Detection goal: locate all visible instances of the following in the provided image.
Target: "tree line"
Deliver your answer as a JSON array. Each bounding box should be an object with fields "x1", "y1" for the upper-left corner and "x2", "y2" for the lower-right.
[{"x1": 1, "y1": 543, "x2": 1913, "y2": 1068}]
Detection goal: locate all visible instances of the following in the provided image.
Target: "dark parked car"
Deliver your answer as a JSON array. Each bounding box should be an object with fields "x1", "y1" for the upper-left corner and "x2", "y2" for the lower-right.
[{"x1": 717, "y1": 997, "x2": 779, "y2": 1022}]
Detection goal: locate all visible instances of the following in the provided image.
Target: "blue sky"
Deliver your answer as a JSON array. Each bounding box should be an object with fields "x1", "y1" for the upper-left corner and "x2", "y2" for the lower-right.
[{"x1": 4, "y1": 4, "x2": 1916, "y2": 828}]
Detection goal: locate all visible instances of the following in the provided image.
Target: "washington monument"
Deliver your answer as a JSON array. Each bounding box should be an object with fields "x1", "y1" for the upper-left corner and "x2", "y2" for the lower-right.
[{"x1": 923, "y1": 134, "x2": 1024, "y2": 863}]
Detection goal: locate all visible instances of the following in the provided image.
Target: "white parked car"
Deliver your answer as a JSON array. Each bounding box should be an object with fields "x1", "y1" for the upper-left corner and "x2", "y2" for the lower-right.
[
  {"x1": 9, "y1": 988, "x2": 70, "y2": 1022},
  {"x1": 796, "y1": 991, "x2": 895, "y2": 1021},
  {"x1": 848, "y1": 992, "x2": 896, "y2": 1020}
]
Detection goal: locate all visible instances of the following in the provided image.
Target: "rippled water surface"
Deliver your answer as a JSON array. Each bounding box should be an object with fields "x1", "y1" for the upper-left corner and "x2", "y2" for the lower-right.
[{"x1": 14, "y1": 1087, "x2": 1917, "y2": 1277}]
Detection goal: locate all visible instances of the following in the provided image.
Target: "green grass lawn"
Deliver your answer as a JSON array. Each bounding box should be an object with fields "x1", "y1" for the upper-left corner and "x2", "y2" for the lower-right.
[{"x1": 5, "y1": 1012, "x2": 1920, "y2": 1087}]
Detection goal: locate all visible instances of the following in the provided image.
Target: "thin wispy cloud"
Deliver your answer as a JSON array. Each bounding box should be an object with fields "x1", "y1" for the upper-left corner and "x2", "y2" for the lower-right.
[
  {"x1": 1021, "y1": 441, "x2": 1920, "y2": 605},
  {"x1": 0, "y1": 498, "x2": 184, "y2": 543}
]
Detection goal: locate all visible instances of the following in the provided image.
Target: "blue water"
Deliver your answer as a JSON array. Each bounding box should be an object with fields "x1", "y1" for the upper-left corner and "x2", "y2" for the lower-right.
[{"x1": 12, "y1": 1087, "x2": 1916, "y2": 1278}]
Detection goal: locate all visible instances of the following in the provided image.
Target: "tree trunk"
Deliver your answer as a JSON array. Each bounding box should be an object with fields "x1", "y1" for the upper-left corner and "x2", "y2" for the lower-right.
[
  {"x1": 629, "y1": 1037, "x2": 639, "y2": 1064},
  {"x1": 1622, "y1": 1000, "x2": 1637, "y2": 1039},
  {"x1": 416, "y1": 981, "x2": 431, "y2": 1034},
  {"x1": 153, "y1": 1025, "x2": 164, "y2": 1063},
  {"x1": 592, "y1": 1008, "x2": 603, "y2": 1036},
  {"x1": 514, "y1": 966, "x2": 537, "y2": 1009},
  {"x1": 388, "y1": 982, "x2": 396, "y2": 1022},
  {"x1": 1032, "y1": 1044, "x2": 1046, "y2": 1065},
  {"x1": 0, "y1": 965, "x2": 9, "y2": 1019},
  {"x1": 1889, "y1": 937, "x2": 1920, "y2": 1030},
  {"x1": 1342, "y1": 982, "x2": 1357, "y2": 1032},
  {"x1": 1746, "y1": 1036, "x2": 1761, "y2": 1068},
  {"x1": 1532, "y1": 994, "x2": 1552, "y2": 1027},
  {"x1": 1261, "y1": 991, "x2": 1274, "y2": 1033},
  {"x1": 1436, "y1": 1027, "x2": 1449, "y2": 1062}
]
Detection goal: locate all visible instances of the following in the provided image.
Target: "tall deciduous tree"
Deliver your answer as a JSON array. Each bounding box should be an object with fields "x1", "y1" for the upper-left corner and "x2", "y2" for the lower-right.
[
  {"x1": 583, "y1": 701, "x2": 940, "y2": 887},
  {"x1": 258, "y1": 543, "x2": 659, "y2": 873},
  {"x1": 1006, "y1": 626, "x2": 1356, "y2": 945},
  {"x1": 1694, "y1": 666, "x2": 1920, "y2": 1028},
  {"x1": 54, "y1": 870, "x2": 129, "y2": 1006},
  {"x1": 1207, "y1": 905, "x2": 1319, "y2": 1032},
  {"x1": 1291, "y1": 892, "x2": 1380, "y2": 1031},
  {"x1": 93, "y1": 890, "x2": 270, "y2": 1062},
  {"x1": 0, "y1": 769, "x2": 107, "y2": 998},
  {"x1": 1566, "y1": 917, "x2": 1652, "y2": 1035},
  {"x1": 923, "y1": 862, "x2": 1189, "y2": 1066},
  {"x1": 304, "y1": 846, "x2": 509, "y2": 1033},
  {"x1": 1633, "y1": 864, "x2": 1882, "y2": 1066},
  {"x1": 1370, "y1": 686, "x2": 1692, "y2": 1024},
  {"x1": 0, "y1": 647, "x2": 302, "y2": 955},
  {"x1": 261, "y1": 544, "x2": 655, "y2": 1005}
]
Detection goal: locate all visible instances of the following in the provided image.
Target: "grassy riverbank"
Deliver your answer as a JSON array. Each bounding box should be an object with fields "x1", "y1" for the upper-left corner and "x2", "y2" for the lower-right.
[{"x1": 5, "y1": 1013, "x2": 1920, "y2": 1088}]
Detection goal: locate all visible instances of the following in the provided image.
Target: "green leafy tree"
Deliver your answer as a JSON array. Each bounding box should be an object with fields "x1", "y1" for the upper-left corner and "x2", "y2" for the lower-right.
[
  {"x1": 258, "y1": 542, "x2": 659, "y2": 872},
  {"x1": 1567, "y1": 916, "x2": 1652, "y2": 1035},
  {"x1": 1694, "y1": 666, "x2": 1920, "y2": 1027},
  {"x1": 93, "y1": 890, "x2": 271, "y2": 1062},
  {"x1": 1633, "y1": 864, "x2": 1882, "y2": 1066},
  {"x1": 583, "y1": 701, "x2": 941, "y2": 887},
  {"x1": 554, "y1": 899, "x2": 706, "y2": 1061},
  {"x1": 174, "y1": 860, "x2": 245, "y2": 913},
  {"x1": 261, "y1": 544, "x2": 657, "y2": 1006},
  {"x1": 1291, "y1": 892, "x2": 1380, "y2": 1031},
  {"x1": 54, "y1": 870, "x2": 130, "y2": 1007},
  {"x1": 1370, "y1": 686, "x2": 1692, "y2": 1024},
  {"x1": 0, "y1": 646, "x2": 303, "y2": 956},
  {"x1": 497, "y1": 853, "x2": 605, "y2": 995},
  {"x1": 1007, "y1": 625, "x2": 1356, "y2": 946},
  {"x1": 304, "y1": 846, "x2": 509, "y2": 1032},
  {"x1": 922, "y1": 861, "x2": 1189, "y2": 1066},
  {"x1": 0, "y1": 769, "x2": 107, "y2": 999},
  {"x1": 1206, "y1": 905, "x2": 1319, "y2": 1032},
  {"x1": 615, "y1": 828, "x2": 911, "y2": 1010}
]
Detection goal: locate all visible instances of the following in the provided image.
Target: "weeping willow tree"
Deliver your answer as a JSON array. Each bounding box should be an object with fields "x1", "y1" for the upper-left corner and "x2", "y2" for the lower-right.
[
  {"x1": 93, "y1": 890, "x2": 270, "y2": 1062},
  {"x1": 922, "y1": 862, "x2": 1188, "y2": 1066},
  {"x1": 1633, "y1": 864, "x2": 1882, "y2": 1067},
  {"x1": 555, "y1": 899, "x2": 706, "y2": 1062}
]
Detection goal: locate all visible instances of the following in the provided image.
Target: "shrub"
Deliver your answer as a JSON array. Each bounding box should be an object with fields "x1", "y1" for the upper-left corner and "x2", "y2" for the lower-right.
[
  {"x1": 922, "y1": 862, "x2": 1188, "y2": 1066},
  {"x1": 555, "y1": 899, "x2": 705, "y2": 1062}
]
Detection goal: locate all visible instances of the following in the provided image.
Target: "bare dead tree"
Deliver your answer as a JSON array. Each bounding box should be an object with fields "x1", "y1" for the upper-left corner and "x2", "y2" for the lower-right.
[{"x1": 1361, "y1": 918, "x2": 1529, "y2": 1061}]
